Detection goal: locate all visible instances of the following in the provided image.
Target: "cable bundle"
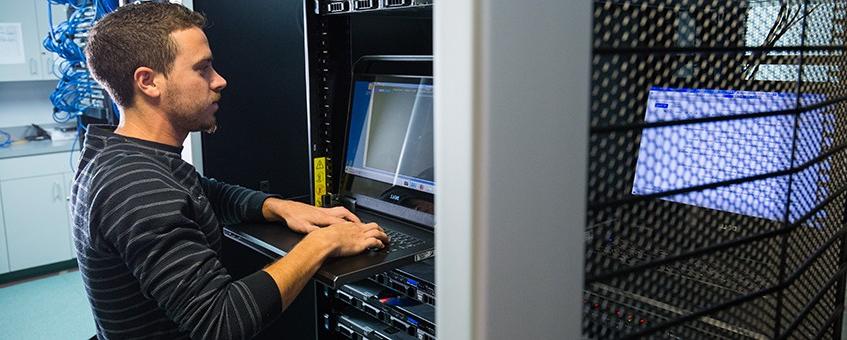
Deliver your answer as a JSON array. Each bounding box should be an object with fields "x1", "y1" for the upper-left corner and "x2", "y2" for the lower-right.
[{"x1": 43, "y1": 0, "x2": 119, "y2": 128}]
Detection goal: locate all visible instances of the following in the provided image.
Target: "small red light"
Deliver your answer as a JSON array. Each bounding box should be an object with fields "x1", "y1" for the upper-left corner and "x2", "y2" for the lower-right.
[
  {"x1": 593, "y1": 303, "x2": 600, "y2": 310},
  {"x1": 639, "y1": 319, "x2": 647, "y2": 325}
]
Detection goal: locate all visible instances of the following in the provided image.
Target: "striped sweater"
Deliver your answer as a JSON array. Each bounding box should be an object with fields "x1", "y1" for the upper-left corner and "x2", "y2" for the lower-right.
[{"x1": 71, "y1": 125, "x2": 281, "y2": 339}]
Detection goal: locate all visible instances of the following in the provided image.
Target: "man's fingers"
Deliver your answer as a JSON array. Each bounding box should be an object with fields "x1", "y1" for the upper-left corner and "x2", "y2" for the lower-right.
[
  {"x1": 358, "y1": 223, "x2": 386, "y2": 239},
  {"x1": 329, "y1": 206, "x2": 361, "y2": 223},
  {"x1": 365, "y1": 238, "x2": 385, "y2": 250},
  {"x1": 364, "y1": 228, "x2": 389, "y2": 243},
  {"x1": 358, "y1": 222, "x2": 382, "y2": 232}
]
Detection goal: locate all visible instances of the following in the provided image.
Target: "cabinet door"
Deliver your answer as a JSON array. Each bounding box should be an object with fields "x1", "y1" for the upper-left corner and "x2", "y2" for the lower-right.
[
  {"x1": 34, "y1": 0, "x2": 66, "y2": 80},
  {"x1": 64, "y1": 172, "x2": 75, "y2": 259},
  {"x1": 0, "y1": 184, "x2": 9, "y2": 274},
  {"x1": 0, "y1": 1, "x2": 43, "y2": 81},
  {"x1": 2, "y1": 174, "x2": 72, "y2": 271}
]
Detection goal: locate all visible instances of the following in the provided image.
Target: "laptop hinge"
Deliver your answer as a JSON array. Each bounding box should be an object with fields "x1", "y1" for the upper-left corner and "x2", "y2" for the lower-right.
[{"x1": 338, "y1": 195, "x2": 357, "y2": 212}]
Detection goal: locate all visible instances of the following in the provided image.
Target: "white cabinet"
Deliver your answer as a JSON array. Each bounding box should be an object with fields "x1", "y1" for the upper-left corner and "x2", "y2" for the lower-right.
[
  {"x1": 1, "y1": 174, "x2": 72, "y2": 271},
  {"x1": 0, "y1": 1, "x2": 43, "y2": 81},
  {"x1": 0, "y1": 193, "x2": 8, "y2": 274},
  {"x1": 0, "y1": 151, "x2": 75, "y2": 271},
  {"x1": 0, "y1": 0, "x2": 66, "y2": 82}
]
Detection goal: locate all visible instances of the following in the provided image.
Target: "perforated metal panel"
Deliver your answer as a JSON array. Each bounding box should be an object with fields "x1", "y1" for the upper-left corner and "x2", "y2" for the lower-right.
[{"x1": 586, "y1": 1, "x2": 847, "y2": 339}]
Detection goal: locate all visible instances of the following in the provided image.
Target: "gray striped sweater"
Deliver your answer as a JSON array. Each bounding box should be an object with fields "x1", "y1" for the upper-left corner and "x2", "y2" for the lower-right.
[{"x1": 71, "y1": 125, "x2": 281, "y2": 339}]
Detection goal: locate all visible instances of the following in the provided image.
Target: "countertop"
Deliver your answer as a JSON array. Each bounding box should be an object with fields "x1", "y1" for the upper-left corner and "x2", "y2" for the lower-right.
[{"x1": 0, "y1": 123, "x2": 79, "y2": 159}]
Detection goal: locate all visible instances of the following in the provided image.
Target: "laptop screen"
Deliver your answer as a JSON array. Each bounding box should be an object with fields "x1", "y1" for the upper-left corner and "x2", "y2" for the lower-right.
[
  {"x1": 341, "y1": 75, "x2": 435, "y2": 224},
  {"x1": 631, "y1": 87, "x2": 831, "y2": 225}
]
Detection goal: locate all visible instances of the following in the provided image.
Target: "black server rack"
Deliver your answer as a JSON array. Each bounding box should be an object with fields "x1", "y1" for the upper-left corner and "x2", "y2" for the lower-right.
[
  {"x1": 585, "y1": 1, "x2": 847, "y2": 339},
  {"x1": 194, "y1": 0, "x2": 311, "y2": 199},
  {"x1": 302, "y1": 1, "x2": 436, "y2": 339}
]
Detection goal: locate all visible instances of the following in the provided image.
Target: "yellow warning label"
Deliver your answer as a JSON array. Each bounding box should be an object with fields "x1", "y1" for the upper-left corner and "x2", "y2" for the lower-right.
[{"x1": 313, "y1": 157, "x2": 327, "y2": 207}]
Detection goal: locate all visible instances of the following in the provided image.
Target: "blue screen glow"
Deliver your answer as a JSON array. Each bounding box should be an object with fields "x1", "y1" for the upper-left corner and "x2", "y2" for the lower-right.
[
  {"x1": 632, "y1": 87, "x2": 832, "y2": 224},
  {"x1": 345, "y1": 80, "x2": 435, "y2": 194}
]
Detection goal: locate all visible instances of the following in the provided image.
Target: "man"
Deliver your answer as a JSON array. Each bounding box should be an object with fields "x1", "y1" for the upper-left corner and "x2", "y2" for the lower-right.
[{"x1": 72, "y1": 3, "x2": 388, "y2": 339}]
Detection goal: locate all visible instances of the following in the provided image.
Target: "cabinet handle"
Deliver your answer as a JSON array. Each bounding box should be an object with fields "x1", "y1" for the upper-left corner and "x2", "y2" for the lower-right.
[
  {"x1": 53, "y1": 182, "x2": 63, "y2": 202},
  {"x1": 29, "y1": 58, "x2": 38, "y2": 75}
]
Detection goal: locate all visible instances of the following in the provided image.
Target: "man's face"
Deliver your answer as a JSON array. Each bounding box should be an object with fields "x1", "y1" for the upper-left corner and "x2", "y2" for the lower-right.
[{"x1": 161, "y1": 27, "x2": 226, "y2": 133}]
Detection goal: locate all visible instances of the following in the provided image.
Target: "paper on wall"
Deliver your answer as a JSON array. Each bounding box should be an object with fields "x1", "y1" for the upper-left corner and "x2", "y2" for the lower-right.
[{"x1": 0, "y1": 23, "x2": 25, "y2": 65}]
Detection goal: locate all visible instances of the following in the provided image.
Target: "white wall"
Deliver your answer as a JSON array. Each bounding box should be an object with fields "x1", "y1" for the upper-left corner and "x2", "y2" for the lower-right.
[{"x1": 0, "y1": 80, "x2": 59, "y2": 127}]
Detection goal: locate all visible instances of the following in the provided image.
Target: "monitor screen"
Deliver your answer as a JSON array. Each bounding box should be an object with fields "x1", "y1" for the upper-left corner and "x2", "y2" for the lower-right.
[
  {"x1": 632, "y1": 87, "x2": 831, "y2": 224},
  {"x1": 343, "y1": 76, "x2": 434, "y2": 215}
]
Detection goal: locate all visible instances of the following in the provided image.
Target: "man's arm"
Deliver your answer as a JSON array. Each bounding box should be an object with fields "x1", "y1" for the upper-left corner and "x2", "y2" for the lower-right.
[
  {"x1": 197, "y1": 175, "x2": 388, "y2": 309},
  {"x1": 198, "y1": 176, "x2": 271, "y2": 225},
  {"x1": 199, "y1": 175, "x2": 361, "y2": 233}
]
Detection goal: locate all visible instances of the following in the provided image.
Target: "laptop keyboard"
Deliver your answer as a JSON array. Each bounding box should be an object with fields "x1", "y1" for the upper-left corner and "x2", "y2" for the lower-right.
[{"x1": 383, "y1": 229, "x2": 425, "y2": 253}]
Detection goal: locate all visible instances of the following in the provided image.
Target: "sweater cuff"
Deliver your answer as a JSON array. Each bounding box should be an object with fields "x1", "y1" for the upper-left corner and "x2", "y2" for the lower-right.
[
  {"x1": 245, "y1": 193, "x2": 283, "y2": 222},
  {"x1": 241, "y1": 270, "x2": 283, "y2": 324}
]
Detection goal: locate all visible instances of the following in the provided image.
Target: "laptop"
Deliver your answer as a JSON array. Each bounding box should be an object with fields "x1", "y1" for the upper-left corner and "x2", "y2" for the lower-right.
[{"x1": 225, "y1": 56, "x2": 436, "y2": 289}]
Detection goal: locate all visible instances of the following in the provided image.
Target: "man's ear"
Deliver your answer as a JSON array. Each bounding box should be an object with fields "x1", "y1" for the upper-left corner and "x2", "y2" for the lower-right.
[{"x1": 133, "y1": 67, "x2": 163, "y2": 100}]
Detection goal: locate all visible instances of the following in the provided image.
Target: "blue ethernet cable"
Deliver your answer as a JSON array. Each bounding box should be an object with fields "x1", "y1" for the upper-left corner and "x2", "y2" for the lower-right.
[
  {"x1": 0, "y1": 129, "x2": 11, "y2": 148},
  {"x1": 46, "y1": 0, "x2": 119, "y2": 137}
]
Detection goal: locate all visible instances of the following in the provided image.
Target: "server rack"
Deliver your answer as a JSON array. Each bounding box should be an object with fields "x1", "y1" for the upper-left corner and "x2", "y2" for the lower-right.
[
  {"x1": 195, "y1": 0, "x2": 312, "y2": 198},
  {"x1": 302, "y1": 1, "x2": 436, "y2": 339},
  {"x1": 585, "y1": 1, "x2": 847, "y2": 339}
]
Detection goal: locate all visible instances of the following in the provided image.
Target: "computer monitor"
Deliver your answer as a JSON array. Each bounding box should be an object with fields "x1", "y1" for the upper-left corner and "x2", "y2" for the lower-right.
[
  {"x1": 632, "y1": 86, "x2": 832, "y2": 225},
  {"x1": 341, "y1": 75, "x2": 435, "y2": 217}
]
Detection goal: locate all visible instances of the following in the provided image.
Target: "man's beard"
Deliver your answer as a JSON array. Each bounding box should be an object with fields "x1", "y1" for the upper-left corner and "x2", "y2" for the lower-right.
[{"x1": 163, "y1": 88, "x2": 218, "y2": 134}]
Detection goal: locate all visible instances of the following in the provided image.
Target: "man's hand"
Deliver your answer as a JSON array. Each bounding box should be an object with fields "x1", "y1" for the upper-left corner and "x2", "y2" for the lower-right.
[
  {"x1": 307, "y1": 222, "x2": 389, "y2": 257},
  {"x1": 262, "y1": 198, "x2": 361, "y2": 234}
]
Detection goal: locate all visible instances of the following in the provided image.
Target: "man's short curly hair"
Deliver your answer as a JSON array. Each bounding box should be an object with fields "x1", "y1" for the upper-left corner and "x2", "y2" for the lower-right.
[{"x1": 85, "y1": 2, "x2": 205, "y2": 108}]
